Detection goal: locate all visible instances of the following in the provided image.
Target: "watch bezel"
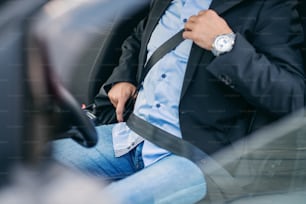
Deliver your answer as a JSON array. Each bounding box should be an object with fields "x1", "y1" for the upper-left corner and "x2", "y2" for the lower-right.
[{"x1": 212, "y1": 33, "x2": 236, "y2": 56}]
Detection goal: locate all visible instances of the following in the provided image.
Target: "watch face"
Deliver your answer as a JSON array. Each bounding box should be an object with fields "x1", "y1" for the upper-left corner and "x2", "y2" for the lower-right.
[{"x1": 215, "y1": 35, "x2": 233, "y2": 52}]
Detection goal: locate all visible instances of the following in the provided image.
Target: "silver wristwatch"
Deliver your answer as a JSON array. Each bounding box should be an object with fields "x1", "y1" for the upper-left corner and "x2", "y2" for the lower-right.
[{"x1": 211, "y1": 33, "x2": 236, "y2": 56}]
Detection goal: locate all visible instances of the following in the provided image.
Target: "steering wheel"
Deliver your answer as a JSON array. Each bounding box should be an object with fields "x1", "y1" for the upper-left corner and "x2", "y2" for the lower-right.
[
  {"x1": 26, "y1": 36, "x2": 98, "y2": 148},
  {"x1": 54, "y1": 81, "x2": 98, "y2": 148}
]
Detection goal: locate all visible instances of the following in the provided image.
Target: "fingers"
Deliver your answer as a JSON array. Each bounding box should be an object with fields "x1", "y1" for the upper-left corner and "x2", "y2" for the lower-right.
[
  {"x1": 183, "y1": 11, "x2": 207, "y2": 41},
  {"x1": 197, "y1": 9, "x2": 217, "y2": 16},
  {"x1": 108, "y1": 94, "x2": 125, "y2": 122},
  {"x1": 183, "y1": 9, "x2": 232, "y2": 50},
  {"x1": 108, "y1": 82, "x2": 136, "y2": 122},
  {"x1": 184, "y1": 15, "x2": 196, "y2": 30},
  {"x1": 183, "y1": 10, "x2": 216, "y2": 33},
  {"x1": 183, "y1": 15, "x2": 197, "y2": 41},
  {"x1": 115, "y1": 97, "x2": 128, "y2": 122},
  {"x1": 197, "y1": 10, "x2": 206, "y2": 16}
]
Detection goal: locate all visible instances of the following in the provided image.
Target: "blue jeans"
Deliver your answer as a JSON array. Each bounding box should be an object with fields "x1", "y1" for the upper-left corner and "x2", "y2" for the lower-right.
[{"x1": 52, "y1": 124, "x2": 206, "y2": 204}]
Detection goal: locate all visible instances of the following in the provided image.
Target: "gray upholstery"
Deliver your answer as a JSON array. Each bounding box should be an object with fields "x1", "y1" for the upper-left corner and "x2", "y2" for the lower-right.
[{"x1": 29, "y1": 0, "x2": 150, "y2": 105}]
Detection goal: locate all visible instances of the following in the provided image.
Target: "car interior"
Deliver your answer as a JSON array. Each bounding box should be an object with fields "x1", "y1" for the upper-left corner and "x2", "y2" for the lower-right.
[
  {"x1": 0, "y1": 0, "x2": 305, "y2": 203},
  {"x1": 0, "y1": 0, "x2": 47, "y2": 187}
]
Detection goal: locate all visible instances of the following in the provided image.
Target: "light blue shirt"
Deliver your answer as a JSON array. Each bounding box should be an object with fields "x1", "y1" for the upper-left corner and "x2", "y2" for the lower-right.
[{"x1": 112, "y1": 0, "x2": 212, "y2": 167}]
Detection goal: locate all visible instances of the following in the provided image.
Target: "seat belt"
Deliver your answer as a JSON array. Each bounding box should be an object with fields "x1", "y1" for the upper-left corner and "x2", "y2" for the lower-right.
[
  {"x1": 126, "y1": 29, "x2": 246, "y2": 201},
  {"x1": 91, "y1": 29, "x2": 185, "y2": 123},
  {"x1": 137, "y1": 29, "x2": 184, "y2": 91},
  {"x1": 122, "y1": 29, "x2": 184, "y2": 120},
  {"x1": 126, "y1": 113, "x2": 245, "y2": 201}
]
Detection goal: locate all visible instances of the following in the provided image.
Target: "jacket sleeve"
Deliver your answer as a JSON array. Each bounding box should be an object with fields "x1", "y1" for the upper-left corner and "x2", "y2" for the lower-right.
[
  {"x1": 102, "y1": 16, "x2": 147, "y2": 93},
  {"x1": 206, "y1": 0, "x2": 305, "y2": 116}
]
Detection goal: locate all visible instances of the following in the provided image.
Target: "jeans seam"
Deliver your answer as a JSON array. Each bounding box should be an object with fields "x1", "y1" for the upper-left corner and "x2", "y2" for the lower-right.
[{"x1": 132, "y1": 142, "x2": 144, "y2": 171}]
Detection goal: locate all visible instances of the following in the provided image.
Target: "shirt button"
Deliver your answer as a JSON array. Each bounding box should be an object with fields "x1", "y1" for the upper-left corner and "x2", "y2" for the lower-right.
[
  {"x1": 156, "y1": 103, "x2": 161, "y2": 108},
  {"x1": 161, "y1": 73, "x2": 167, "y2": 78}
]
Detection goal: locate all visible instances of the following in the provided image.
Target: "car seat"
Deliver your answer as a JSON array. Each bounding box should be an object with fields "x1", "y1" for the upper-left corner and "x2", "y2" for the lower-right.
[
  {"x1": 87, "y1": 3, "x2": 150, "y2": 103},
  {"x1": 26, "y1": 0, "x2": 150, "y2": 105}
]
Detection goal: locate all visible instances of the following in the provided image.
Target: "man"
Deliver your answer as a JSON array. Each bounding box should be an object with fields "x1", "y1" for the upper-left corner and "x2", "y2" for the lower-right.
[{"x1": 52, "y1": 0, "x2": 305, "y2": 203}]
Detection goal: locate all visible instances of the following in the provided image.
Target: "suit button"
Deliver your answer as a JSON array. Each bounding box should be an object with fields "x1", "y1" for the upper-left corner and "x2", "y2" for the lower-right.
[
  {"x1": 218, "y1": 74, "x2": 232, "y2": 86},
  {"x1": 218, "y1": 74, "x2": 226, "y2": 81},
  {"x1": 224, "y1": 78, "x2": 232, "y2": 85}
]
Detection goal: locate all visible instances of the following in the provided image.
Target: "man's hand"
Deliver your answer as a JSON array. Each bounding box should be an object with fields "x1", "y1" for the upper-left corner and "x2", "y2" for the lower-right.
[
  {"x1": 108, "y1": 82, "x2": 136, "y2": 122},
  {"x1": 183, "y1": 10, "x2": 233, "y2": 50}
]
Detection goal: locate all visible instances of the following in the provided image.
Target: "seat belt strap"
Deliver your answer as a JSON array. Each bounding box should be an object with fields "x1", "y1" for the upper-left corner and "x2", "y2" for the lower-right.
[
  {"x1": 136, "y1": 29, "x2": 184, "y2": 91},
  {"x1": 122, "y1": 29, "x2": 185, "y2": 120},
  {"x1": 126, "y1": 113, "x2": 245, "y2": 201}
]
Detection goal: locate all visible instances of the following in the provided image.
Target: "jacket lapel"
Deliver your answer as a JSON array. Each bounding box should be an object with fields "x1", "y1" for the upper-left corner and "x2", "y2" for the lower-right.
[
  {"x1": 137, "y1": 0, "x2": 172, "y2": 79},
  {"x1": 210, "y1": 0, "x2": 244, "y2": 15},
  {"x1": 143, "y1": 0, "x2": 172, "y2": 52},
  {"x1": 180, "y1": 0, "x2": 244, "y2": 99}
]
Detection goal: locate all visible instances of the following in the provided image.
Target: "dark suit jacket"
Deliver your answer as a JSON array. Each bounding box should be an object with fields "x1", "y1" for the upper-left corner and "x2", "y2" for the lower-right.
[{"x1": 103, "y1": 0, "x2": 305, "y2": 155}]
